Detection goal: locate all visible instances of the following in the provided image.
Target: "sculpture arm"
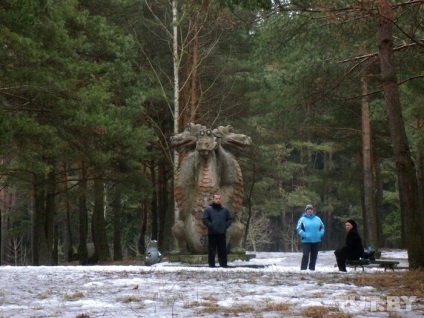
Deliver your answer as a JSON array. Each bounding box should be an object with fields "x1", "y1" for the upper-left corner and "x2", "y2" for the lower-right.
[
  {"x1": 174, "y1": 153, "x2": 196, "y2": 219},
  {"x1": 225, "y1": 208, "x2": 232, "y2": 229}
]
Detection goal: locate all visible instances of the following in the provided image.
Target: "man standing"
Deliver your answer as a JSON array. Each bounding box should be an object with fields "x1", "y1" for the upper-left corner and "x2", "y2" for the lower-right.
[{"x1": 202, "y1": 194, "x2": 232, "y2": 268}]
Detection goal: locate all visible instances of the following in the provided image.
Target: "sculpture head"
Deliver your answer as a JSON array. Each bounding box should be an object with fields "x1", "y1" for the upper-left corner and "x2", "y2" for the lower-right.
[
  {"x1": 213, "y1": 125, "x2": 252, "y2": 150},
  {"x1": 170, "y1": 123, "x2": 206, "y2": 153},
  {"x1": 196, "y1": 129, "x2": 217, "y2": 157}
]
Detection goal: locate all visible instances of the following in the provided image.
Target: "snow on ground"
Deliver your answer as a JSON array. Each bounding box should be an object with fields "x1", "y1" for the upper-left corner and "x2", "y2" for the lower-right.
[{"x1": 0, "y1": 249, "x2": 421, "y2": 318}]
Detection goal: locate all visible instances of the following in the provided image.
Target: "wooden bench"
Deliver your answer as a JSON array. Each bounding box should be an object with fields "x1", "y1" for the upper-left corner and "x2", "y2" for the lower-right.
[
  {"x1": 370, "y1": 260, "x2": 400, "y2": 271},
  {"x1": 346, "y1": 259, "x2": 370, "y2": 271},
  {"x1": 346, "y1": 259, "x2": 400, "y2": 272}
]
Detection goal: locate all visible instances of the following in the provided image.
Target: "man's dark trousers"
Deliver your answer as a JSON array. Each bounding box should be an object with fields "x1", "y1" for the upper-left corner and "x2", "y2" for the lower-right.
[{"x1": 208, "y1": 234, "x2": 227, "y2": 267}]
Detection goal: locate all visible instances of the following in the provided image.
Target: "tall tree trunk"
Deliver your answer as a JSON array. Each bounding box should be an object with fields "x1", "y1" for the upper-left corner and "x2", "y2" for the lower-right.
[
  {"x1": 354, "y1": 152, "x2": 367, "y2": 236},
  {"x1": 92, "y1": 175, "x2": 111, "y2": 262},
  {"x1": 0, "y1": 181, "x2": 10, "y2": 264},
  {"x1": 375, "y1": 0, "x2": 424, "y2": 268},
  {"x1": 150, "y1": 161, "x2": 158, "y2": 241},
  {"x1": 138, "y1": 164, "x2": 148, "y2": 255},
  {"x1": 157, "y1": 160, "x2": 169, "y2": 251},
  {"x1": 417, "y1": 150, "x2": 424, "y2": 209},
  {"x1": 77, "y1": 159, "x2": 89, "y2": 265},
  {"x1": 361, "y1": 73, "x2": 378, "y2": 250},
  {"x1": 374, "y1": 155, "x2": 384, "y2": 242},
  {"x1": 244, "y1": 162, "x2": 256, "y2": 249},
  {"x1": 0, "y1": 190, "x2": 16, "y2": 264},
  {"x1": 32, "y1": 173, "x2": 49, "y2": 265},
  {"x1": 172, "y1": 0, "x2": 180, "y2": 236},
  {"x1": 415, "y1": 118, "x2": 424, "y2": 210},
  {"x1": 32, "y1": 166, "x2": 56, "y2": 265},
  {"x1": 112, "y1": 188, "x2": 123, "y2": 261},
  {"x1": 62, "y1": 162, "x2": 74, "y2": 262},
  {"x1": 322, "y1": 150, "x2": 334, "y2": 250},
  {"x1": 189, "y1": 14, "x2": 199, "y2": 122},
  {"x1": 53, "y1": 225, "x2": 59, "y2": 265},
  {"x1": 45, "y1": 165, "x2": 57, "y2": 264},
  {"x1": 0, "y1": 206, "x2": 2, "y2": 264}
]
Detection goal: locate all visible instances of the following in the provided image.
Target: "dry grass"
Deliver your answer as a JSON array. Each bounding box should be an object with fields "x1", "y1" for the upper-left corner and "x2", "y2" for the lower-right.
[
  {"x1": 302, "y1": 305, "x2": 332, "y2": 317},
  {"x1": 344, "y1": 271, "x2": 424, "y2": 297},
  {"x1": 118, "y1": 295, "x2": 143, "y2": 303},
  {"x1": 37, "y1": 292, "x2": 50, "y2": 300},
  {"x1": 194, "y1": 302, "x2": 257, "y2": 314},
  {"x1": 302, "y1": 305, "x2": 347, "y2": 318},
  {"x1": 195, "y1": 300, "x2": 289, "y2": 315},
  {"x1": 202, "y1": 294, "x2": 218, "y2": 302},
  {"x1": 183, "y1": 270, "x2": 423, "y2": 317},
  {"x1": 263, "y1": 301, "x2": 291, "y2": 312},
  {"x1": 221, "y1": 303, "x2": 256, "y2": 314},
  {"x1": 63, "y1": 291, "x2": 84, "y2": 300},
  {"x1": 190, "y1": 300, "x2": 219, "y2": 311},
  {"x1": 326, "y1": 313, "x2": 353, "y2": 318}
]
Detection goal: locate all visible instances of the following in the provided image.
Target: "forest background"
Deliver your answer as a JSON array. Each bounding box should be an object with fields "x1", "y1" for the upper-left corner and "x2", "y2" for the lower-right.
[{"x1": 0, "y1": 0, "x2": 423, "y2": 268}]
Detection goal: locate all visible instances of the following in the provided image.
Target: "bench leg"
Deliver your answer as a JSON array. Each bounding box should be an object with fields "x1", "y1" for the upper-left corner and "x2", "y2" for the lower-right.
[
  {"x1": 354, "y1": 265, "x2": 365, "y2": 272},
  {"x1": 383, "y1": 264, "x2": 396, "y2": 272}
]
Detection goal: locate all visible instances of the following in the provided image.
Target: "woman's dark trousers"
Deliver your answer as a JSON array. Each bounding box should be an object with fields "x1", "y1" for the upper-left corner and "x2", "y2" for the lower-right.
[
  {"x1": 334, "y1": 249, "x2": 348, "y2": 272},
  {"x1": 208, "y1": 234, "x2": 228, "y2": 267},
  {"x1": 301, "y1": 242, "x2": 319, "y2": 270}
]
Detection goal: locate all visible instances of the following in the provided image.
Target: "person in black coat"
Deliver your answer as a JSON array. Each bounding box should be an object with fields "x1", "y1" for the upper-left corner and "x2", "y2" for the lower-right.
[
  {"x1": 334, "y1": 219, "x2": 365, "y2": 272},
  {"x1": 202, "y1": 194, "x2": 232, "y2": 268}
]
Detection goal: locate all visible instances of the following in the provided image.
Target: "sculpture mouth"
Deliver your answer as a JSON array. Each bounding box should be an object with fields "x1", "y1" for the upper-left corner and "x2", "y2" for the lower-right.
[
  {"x1": 224, "y1": 136, "x2": 252, "y2": 149},
  {"x1": 171, "y1": 136, "x2": 196, "y2": 148},
  {"x1": 198, "y1": 150, "x2": 211, "y2": 157}
]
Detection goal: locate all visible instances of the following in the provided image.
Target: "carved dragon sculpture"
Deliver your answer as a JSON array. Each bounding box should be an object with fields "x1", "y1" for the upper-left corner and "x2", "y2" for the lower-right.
[{"x1": 171, "y1": 123, "x2": 251, "y2": 254}]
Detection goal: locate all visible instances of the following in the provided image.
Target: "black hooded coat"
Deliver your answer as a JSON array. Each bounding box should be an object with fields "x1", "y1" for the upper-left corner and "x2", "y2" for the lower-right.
[{"x1": 340, "y1": 228, "x2": 364, "y2": 260}]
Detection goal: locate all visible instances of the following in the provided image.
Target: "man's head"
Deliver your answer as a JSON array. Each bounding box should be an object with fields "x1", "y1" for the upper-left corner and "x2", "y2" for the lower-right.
[{"x1": 213, "y1": 194, "x2": 221, "y2": 204}]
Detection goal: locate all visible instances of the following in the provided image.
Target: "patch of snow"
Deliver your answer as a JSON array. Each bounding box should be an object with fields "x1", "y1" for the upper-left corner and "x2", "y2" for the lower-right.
[{"x1": 0, "y1": 250, "x2": 420, "y2": 318}]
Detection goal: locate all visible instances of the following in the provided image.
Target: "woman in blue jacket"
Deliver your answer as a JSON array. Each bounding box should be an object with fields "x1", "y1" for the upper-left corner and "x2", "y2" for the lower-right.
[{"x1": 296, "y1": 204, "x2": 325, "y2": 270}]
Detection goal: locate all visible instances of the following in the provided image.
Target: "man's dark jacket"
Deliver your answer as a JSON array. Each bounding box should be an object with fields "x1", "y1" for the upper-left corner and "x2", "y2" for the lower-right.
[{"x1": 202, "y1": 203, "x2": 232, "y2": 234}]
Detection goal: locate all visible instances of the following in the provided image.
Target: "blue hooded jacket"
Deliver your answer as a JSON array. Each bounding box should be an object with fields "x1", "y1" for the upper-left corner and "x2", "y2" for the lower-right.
[{"x1": 296, "y1": 212, "x2": 325, "y2": 243}]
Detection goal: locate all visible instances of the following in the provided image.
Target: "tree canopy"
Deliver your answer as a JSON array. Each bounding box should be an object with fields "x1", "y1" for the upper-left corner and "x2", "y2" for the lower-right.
[{"x1": 1, "y1": 0, "x2": 423, "y2": 267}]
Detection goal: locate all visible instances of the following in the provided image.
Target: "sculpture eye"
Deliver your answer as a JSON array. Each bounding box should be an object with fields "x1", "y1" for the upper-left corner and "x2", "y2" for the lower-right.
[
  {"x1": 206, "y1": 130, "x2": 211, "y2": 135},
  {"x1": 200, "y1": 131, "x2": 205, "y2": 136}
]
